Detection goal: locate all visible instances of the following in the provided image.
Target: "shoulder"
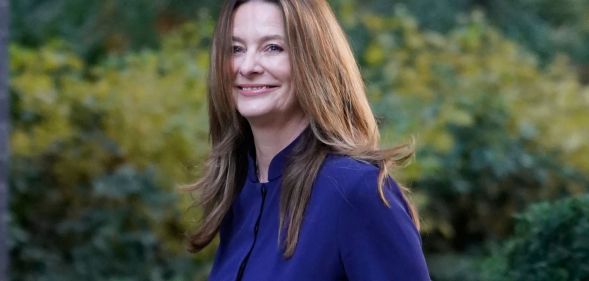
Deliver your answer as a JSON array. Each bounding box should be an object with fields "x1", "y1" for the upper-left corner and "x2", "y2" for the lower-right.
[
  {"x1": 317, "y1": 154, "x2": 380, "y2": 186},
  {"x1": 311, "y1": 157, "x2": 429, "y2": 280},
  {"x1": 313, "y1": 154, "x2": 414, "y2": 222},
  {"x1": 314, "y1": 154, "x2": 396, "y2": 206}
]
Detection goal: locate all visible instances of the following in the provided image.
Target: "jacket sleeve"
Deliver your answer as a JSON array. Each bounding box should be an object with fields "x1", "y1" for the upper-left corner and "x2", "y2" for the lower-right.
[{"x1": 336, "y1": 170, "x2": 431, "y2": 281}]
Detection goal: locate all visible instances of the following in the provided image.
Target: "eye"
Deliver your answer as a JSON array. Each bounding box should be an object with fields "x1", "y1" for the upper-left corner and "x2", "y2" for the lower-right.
[
  {"x1": 265, "y1": 44, "x2": 284, "y2": 53},
  {"x1": 232, "y1": 45, "x2": 245, "y2": 54}
]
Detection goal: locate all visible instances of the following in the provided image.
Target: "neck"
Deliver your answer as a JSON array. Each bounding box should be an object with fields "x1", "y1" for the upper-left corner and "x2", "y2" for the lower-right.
[{"x1": 248, "y1": 112, "x2": 309, "y2": 183}]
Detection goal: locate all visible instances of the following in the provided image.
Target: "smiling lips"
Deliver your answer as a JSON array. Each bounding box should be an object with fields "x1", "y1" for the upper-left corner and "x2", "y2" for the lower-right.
[{"x1": 237, "y1": 84, "x2": 279, "y2": 96}]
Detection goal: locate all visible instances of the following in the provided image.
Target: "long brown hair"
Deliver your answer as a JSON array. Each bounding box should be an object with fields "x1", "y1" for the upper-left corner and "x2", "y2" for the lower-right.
[{"x1": 187, "y1": 0, "x2": 418, "y2": 258}]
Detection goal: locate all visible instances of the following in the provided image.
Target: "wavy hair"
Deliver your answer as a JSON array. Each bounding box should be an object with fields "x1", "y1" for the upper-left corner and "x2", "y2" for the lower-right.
[{"x1": 187, "y1": 0, "x2": 418, "y2": 258}]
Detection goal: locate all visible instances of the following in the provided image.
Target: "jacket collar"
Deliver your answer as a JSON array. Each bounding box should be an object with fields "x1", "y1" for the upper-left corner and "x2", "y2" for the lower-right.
[{"x1": 246, "y1": 130, "x2": 305, "y2": 183}]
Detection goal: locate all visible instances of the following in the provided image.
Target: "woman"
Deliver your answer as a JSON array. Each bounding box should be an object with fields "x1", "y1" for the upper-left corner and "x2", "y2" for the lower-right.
[{"x1": 187, "y1": 0, "x2": 431, "y2": 280}]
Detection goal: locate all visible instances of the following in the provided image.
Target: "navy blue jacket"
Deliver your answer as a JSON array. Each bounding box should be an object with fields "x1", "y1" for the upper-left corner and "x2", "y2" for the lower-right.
[{"x1": 209, "y1": 138, "x2": 431, "y2": 281}]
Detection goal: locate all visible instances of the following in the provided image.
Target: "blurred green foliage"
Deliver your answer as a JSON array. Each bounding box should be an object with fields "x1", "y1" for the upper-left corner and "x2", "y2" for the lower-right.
[
  {"x1": 12, "y1": 0, "x2": 589, "y2": 68},
  {"x1": 482, "y1": 195, "x2": 589, "y2": 281},
  {"x1": 10, "y1": 163, "x2": 204, "y2": 281},
  {"x1": 9, "y1": 26, "x2": 215, "y2": 281},
  {"x1": 10, "y1": 0, "x2": 217, "y2": 63},
  {"x1": 354, "y1": 9, "x2": 589, "y2": 253},
  {"x1": 340, "y1": 0, "x2": 589, "y2": 65},
  {"x1": 8, "y1": 0, "x2": 589, "y2": 280}
]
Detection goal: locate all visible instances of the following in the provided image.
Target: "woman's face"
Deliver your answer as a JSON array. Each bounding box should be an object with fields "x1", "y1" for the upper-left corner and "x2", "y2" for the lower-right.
[{"x1": 231, "y1": 1, "x2": 300, "y2": 123}]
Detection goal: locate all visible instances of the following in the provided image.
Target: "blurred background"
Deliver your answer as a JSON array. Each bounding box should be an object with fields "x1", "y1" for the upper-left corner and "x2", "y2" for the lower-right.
[{"x1": 5, "y1": 0, "x2": 589, "y2": 280}]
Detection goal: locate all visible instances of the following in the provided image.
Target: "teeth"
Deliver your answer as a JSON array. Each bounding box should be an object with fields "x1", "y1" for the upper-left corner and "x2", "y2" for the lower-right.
[{"x1": 242, "y1": 86, "x2": 268, "y2": 91}]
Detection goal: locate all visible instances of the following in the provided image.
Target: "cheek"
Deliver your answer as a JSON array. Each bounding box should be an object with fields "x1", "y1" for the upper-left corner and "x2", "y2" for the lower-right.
[
  {"x1": 232, "y1": 58, "x2": 239, "y2": 76},
  {"x1": 272, "y1": 57, "x2": 291, "y2": 81}
]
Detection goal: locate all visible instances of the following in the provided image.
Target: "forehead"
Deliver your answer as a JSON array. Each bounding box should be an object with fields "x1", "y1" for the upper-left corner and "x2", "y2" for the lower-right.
[{"x1": 232, "y1": 1, "x2": 285, "y2": 37}]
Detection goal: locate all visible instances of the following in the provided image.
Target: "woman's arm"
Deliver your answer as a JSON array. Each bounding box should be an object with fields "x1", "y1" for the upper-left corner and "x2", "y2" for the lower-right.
[{"x1": 337, "y1": 170, "x2": 431, "y2": 281}]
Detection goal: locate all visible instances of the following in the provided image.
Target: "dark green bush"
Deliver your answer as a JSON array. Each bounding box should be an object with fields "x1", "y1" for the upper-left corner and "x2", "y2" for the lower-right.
[
  {"x1": 483, "y1": 195, "x2": 589, "y2": 281},
  {"x1": 8, "y1": 161, "x2": 207, "y2": 281}
]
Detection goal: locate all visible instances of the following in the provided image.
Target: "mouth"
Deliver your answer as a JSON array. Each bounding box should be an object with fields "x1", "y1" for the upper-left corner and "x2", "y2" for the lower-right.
[
  {"x1": 237, "y1": 85, "x2": 279, "y2": 90},
  {"x1": 236, "y1": 84, "x2": 279, "y2": 96}
]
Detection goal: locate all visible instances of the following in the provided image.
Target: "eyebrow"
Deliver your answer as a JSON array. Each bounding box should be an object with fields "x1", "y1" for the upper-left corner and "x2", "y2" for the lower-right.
[{"x1": 232, "y1": 35, "x2": 285, "y2": 43}]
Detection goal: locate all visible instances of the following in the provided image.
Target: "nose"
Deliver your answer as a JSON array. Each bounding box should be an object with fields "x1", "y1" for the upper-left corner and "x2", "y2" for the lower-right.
[{"x1": 237, "y1": 51, "x2": 263, "y2": 77}]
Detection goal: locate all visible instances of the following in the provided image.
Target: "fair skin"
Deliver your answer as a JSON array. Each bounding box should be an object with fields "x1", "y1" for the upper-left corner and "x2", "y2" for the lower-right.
[{"x1": 232, "y1": 1, "x2": 308, "y2": 182}]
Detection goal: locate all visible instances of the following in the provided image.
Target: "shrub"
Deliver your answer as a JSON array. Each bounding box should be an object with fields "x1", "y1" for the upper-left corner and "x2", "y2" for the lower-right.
[
  {"x1": 9, "y1": 25, "x2": 214, "y2": 281},
  {"x1": 353, "y1": 9, "x2": 589, "y2": 251},
  {"x1": 482, "y1": 195, "x2": 589, "y2": 281},
  {"x1": 9, "y1": 164, "x2": 206, "y2": 281}
]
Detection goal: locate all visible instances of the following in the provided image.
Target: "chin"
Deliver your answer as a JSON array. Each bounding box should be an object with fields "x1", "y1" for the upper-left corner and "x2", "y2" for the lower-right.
[{"x1": 236, "y1": 107, "x2": 271, "y2": 120}]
